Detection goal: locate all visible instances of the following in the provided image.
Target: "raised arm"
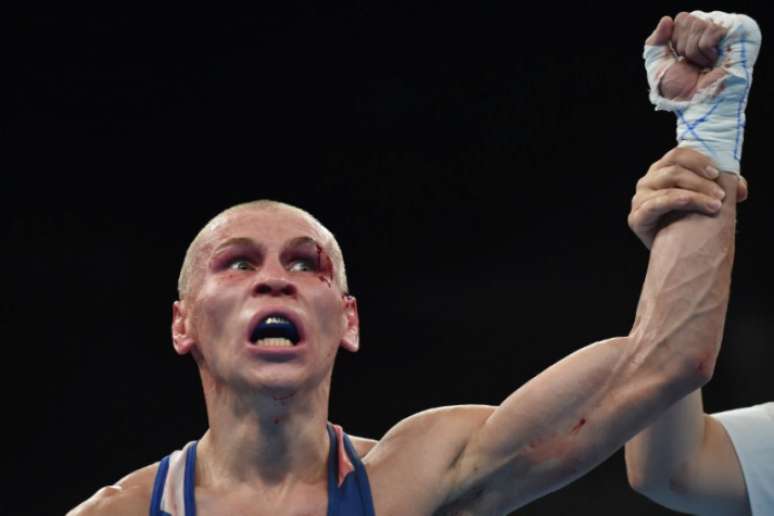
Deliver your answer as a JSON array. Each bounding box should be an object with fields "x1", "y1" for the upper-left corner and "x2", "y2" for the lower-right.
[
  {"x1": 623, "y1": 12, "x2": 759, "y2": 516},
  {"x1": 444, "y1": 149, "x2": 739, "y2": 512},
  {"x1": 624, "y1": 119, "x2": 750, "y2": 516},
  {"x1": 367, "y1": 11, "x2": 757, "y2": 516},
  {"x1": 368, "y1": 149, "x2": 740, "y2": 515}
]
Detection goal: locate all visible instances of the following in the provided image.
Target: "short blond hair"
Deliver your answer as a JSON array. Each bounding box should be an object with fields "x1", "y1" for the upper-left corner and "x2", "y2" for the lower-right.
[{"x1": 177, "y1": 200, "x2": 348, "y2": 300}]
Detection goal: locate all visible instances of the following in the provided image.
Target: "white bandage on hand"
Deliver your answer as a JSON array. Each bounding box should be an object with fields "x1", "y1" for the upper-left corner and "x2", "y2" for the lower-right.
[{"x1": 643, "y1": 11, "x2": 762, "y2": 173}]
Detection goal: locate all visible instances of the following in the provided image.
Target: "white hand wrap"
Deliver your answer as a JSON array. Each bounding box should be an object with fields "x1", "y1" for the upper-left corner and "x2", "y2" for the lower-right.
[{"x1": 643, "y1": 11, "x2": 761, "y2": 173}]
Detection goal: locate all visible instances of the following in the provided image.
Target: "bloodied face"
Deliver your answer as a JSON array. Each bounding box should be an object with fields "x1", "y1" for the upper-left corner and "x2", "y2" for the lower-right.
[{"x1": 172, "y1": 205, "x2": 359, "y2": 395}]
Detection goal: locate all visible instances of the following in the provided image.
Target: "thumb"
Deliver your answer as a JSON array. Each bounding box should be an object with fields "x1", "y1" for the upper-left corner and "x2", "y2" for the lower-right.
[
  {"x1": 738, "y1": 176, "x2": 748, "y2": 202},
  {"x1": 646, "y1": 16, "x2": 673, "y2": 46}
]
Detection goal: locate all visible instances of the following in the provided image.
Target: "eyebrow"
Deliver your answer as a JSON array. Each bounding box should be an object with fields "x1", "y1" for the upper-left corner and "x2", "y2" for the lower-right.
[
  {"x1": 285, "y1": 236, "x2": 323, "y2": 250},
  {"x1": 211, "y1": 236, "x2": 323, "y2": 256},
  {"x1": 212, "y1": 237, "x2": 261, "y2": 255}
]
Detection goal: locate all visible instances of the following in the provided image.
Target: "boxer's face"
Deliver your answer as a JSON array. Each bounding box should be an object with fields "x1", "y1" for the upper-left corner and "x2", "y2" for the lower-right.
[{"x1": 173, "y1": 206, "x2": 358, "y2": 396}]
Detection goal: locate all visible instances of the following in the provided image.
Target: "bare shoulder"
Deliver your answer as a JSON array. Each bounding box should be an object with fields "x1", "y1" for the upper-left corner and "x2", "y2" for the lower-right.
[
  {"x1": 67, "y1": 463, "x2": 159, "y2": 516},
  {"x1": 363, "y1": 405, "x2": 497, "y2": 514},
  {"x1": 371, "y1": 404, "x2": 495, "y2": 460},
  {"x1": 366, "y1": 404, "x2": 496, "y2": 480},
  {"x1": 348, "y1": 434, "x2": 379, "y2": 458}
]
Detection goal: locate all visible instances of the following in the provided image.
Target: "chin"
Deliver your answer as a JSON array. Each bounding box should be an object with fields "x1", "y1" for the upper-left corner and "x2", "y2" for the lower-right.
[{"x1": 239, "y1": 367, "x2": 315, "y2": 396}]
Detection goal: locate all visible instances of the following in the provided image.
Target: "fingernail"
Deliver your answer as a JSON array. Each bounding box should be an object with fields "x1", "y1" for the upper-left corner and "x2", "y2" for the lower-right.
[
  {"x1": 709, "y1": 199, "x2": 722, "y2": 210},
  {"x1": 713, "y1": 187, "x2": 726, "y2": 199},
  {"x1": 705, "y1": 166, "x2": 720, "y2": 178}
]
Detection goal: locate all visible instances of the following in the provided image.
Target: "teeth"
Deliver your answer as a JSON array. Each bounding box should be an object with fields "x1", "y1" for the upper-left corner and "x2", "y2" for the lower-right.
[
  {"x1": 256, "y1": 337, "x2": 294, "y2": 347},
  {"x1": 265, "y1": 316, "x2": 290, "y2": 325}
]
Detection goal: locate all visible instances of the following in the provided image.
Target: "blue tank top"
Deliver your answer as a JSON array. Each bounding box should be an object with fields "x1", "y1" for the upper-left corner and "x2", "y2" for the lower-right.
[{"x1": 149, "y1": 424, "x2": 375, "y2": 516}]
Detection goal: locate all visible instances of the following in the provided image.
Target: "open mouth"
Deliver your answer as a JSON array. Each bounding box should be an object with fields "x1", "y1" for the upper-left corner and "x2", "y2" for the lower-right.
[{"x1": 249, "y1": 313, "x2": 301, "y2": 348}]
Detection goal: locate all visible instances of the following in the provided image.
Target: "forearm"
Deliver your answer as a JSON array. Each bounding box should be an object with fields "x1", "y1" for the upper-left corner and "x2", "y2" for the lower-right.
[
  {"x1": 628, "y1": 172, "x2": 737, "y2": 394},
  {"x1": 619, "y1": 173, "x2": 740, "y2": 513}
]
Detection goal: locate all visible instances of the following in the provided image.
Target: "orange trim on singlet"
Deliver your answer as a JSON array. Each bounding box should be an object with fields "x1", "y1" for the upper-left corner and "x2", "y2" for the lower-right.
[{"x1": 331, "y1": 423, "x2": 355, "y2": 487}]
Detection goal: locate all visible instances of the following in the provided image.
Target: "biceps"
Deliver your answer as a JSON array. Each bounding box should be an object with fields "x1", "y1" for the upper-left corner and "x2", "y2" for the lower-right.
[
  {"x1": 449, "y1": 338, "x2": 665, "y2": 507},
  {"x1": 459, "y1": 339, "x2": 636, "y2": 472}
]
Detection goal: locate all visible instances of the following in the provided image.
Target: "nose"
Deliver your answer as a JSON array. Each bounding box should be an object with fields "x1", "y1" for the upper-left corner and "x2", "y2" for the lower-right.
[{"x1": 253, "y1": 277, "x2": 297, "y2": 297}]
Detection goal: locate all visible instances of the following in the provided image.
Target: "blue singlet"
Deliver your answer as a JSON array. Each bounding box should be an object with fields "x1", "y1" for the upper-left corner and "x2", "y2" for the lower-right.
[{"x1": 149, "y1": 424, "x2": 375, "y2": 516}]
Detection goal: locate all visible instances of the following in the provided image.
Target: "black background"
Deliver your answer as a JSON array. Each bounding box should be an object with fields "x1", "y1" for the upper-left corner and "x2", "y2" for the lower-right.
[{"x1": 8, "y1": 3, "x2": 773, "y2": 515}]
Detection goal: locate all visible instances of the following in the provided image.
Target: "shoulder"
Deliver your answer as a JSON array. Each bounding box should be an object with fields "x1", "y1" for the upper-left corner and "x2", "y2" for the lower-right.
[
  {"x1": 346, "y1": 405, "x2": 492, "y2": 461},
  {"x1": 372, "y1": 405, "x2": 494, "y2": 459},
  {"x1": 365, "y1": 405, "x2": 497, "y2": 483},
  {"x1": 348, "y1": 434, "x2": 379, "y2": 458},
  {"x1": 66, "y1": 463, "x2": 159, "y2": 516},
  {"x1": 362, "y1": 406, "x2": 498, "y2": 514}
]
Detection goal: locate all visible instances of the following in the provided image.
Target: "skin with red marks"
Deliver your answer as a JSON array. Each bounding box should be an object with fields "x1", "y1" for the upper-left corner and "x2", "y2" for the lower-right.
[
  {"x1": 273, "y1": 393, "x2": 296, "y2": 407},
  {"x1": 693, "y1": 348, "x2": 716, "y2": 379},
  {"x1": 68, "y1": 156, "x2": 738, "y2": 516},
  {"x1": 68, "y1": 16, "x2": 741, "y2": 510},
  {"x1": 315, "y1": 243, "x2": 334, "y2": 288},
  {"x1": 166, "y1": 206, "x2": 360, "y2": 511},
  {"x1": 570, "y1": 418, "x2": 587, "y2": 434}
]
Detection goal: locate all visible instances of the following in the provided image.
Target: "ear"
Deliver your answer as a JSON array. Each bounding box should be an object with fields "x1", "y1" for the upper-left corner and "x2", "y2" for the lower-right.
[
  {"x1": 172, "y1": 300, "x2": 196, "y2": 355},
  {"x1": 340, "y1": 295, "x2": 360, "y2": 352}
]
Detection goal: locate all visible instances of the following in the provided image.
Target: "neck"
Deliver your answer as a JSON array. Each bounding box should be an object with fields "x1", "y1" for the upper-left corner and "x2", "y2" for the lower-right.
[{"x1": 196, "y1": 372, "x2": 332, "y2": 490}]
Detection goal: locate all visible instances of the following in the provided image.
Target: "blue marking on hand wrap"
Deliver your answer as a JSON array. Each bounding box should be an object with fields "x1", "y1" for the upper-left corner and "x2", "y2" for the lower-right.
[
  {"x1": 676, "y1": 109, "x2": 715, "y2": 156},
  {"x1": 678, "y1": 99, "x2": 722, "y2": 141},
  {"x1": 734, "y1": 36, "x2": 750, "y2": 161}
]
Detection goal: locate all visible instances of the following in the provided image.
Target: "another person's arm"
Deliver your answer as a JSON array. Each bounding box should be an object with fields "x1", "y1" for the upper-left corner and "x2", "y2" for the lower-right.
[{"x1": 626, "y1": 393, "x2": 750, "y2": 515}]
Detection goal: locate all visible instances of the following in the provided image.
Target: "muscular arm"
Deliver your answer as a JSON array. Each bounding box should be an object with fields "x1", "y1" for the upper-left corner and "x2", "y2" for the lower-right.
[
  {"x1": 450, "y1": 167, "x2": 737, "y2": 511},
  {"x1": 623, "y1": 140, "x2": 749, "y2": 516},
  {"x1": 367, "y1": 151, "x2": 738, "y2": 515},
  {"x1": 423, "y1": 11, "x2": 750, "y2": 513},
  {"x1": 621, "y1": 9, "x2": 758, "y2": 514},
  {"x1": 374, "y1": 12, "x2": 758, "y2": 515}
]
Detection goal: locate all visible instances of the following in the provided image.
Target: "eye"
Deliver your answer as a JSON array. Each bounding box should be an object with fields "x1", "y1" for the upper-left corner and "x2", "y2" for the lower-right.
[
  {"x1": 228, "y1": 258, "x2": 254, "y2": 271},
  {"x1": 288, "y1": 258, "x2": 315, "y2": 272}
]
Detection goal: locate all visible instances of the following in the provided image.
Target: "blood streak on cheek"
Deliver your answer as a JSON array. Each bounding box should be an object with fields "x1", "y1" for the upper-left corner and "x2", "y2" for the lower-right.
[{"x1": 315, "y1": 244, "x2": 334, "y2": 288}]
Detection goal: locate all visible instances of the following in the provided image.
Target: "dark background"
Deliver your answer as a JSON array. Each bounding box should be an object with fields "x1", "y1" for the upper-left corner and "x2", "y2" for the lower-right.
[{"x1": 8, "y1": 3, "x2": 773, "y2": 515}]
